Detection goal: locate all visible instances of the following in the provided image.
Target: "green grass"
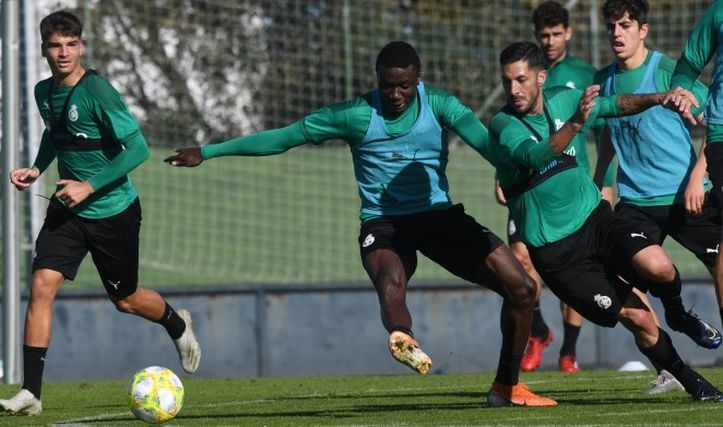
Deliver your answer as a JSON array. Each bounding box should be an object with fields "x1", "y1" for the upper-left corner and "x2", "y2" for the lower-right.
[{"x1": 2, "y1": 369, "x2": 723, "y2": 425}]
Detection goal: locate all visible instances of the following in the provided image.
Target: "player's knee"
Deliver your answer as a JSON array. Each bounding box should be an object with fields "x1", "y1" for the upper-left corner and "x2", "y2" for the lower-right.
[
  {"x1": 508, "y1": 274, "x2": 536, "y2": 309},
  {"x1": 638, "y1": 254, "x2": 675, "y2": 283},
  {"x1": 619, "y1": 306, "x2": 656, "y2": 333},
  {"x1": 111, "y1": 292, "x2": 139, "y2": 314}
]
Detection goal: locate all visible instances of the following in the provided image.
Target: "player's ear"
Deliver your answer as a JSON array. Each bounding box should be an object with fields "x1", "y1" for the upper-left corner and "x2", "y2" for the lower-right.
[
  {"x1": 639, "y1": 22, "x2": 649, "y2": 39},
  {"x1": 41, "y1": 43, "x2": 47, "y2": 58},
  {"x1": 80, "y1": 40, "x2": 86, "y2": 56},
  {"x1": 565, "y1": 26, "x2": 573, "y2": 42},
  {"x1": 537, "y1": 69, "x2": 547, "y2": 87}
]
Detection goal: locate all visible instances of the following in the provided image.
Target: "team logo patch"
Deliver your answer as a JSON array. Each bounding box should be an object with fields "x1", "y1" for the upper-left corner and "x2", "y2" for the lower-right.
[
  {"x1": 554, "y1": 118, "x2": 565, "y2": 130},
  {"x1": 507, "y1": 219, "x2": 517, "y2": 236},
  {"x1": 362, "y1": 233, "x2": 375, "y2": 248},
  {"x1": 594, "y1": 293, "x2": 612, "y2": 310},
  {"x1": 69, "y1": 104, "x2": 79, "y2": 122},
  {"x1": 565, "y1": 81, "x2": 576, "y2": 89}
]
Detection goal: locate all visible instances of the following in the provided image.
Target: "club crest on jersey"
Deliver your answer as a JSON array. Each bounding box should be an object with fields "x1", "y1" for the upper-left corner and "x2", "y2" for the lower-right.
[
  {"x1": 594, "y1": 293, "x2": 612, "y2": 309},
  {"x1": 68, "y1": 104, "x2": 79, "y2": 122},
  {"x1": 554, "y1": 118, "x2": 565, "y2": 130}
]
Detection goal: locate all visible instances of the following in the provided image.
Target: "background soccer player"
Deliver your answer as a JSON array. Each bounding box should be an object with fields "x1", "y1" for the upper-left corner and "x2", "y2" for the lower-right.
[
  {"x1": 489, "y1": 41, "x2": 723, "y2": 402},
  {"x1": 672, "y1": 0, "x2": 723, "y2": 331},
  {"x1": 166, "y1": 41, "x2": 557, "y2": 407},
  {"x1": 594, "y1": 0, "x2": 722, "y2": 394},
  {"x1": 0, "y1": 11, "x2": 201, "y2": 416}
]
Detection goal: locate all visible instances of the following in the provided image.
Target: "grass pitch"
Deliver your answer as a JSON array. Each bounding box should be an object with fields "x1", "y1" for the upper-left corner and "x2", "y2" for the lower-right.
[{"x1": 2, "y1": 369, "x2": 723, "y2": 426}]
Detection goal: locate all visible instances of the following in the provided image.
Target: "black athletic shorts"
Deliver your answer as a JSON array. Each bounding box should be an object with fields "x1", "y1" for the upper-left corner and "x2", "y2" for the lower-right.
[
  {"x1": 705, "y1": 142, "x2": 723, "y2": 224},
  {"x1": 615, "y1": 197, "x2": 721, "y2": 267},
  {"x1": 33, "y1": 197, "x2": 142, "y2": 297},
  {"x1": 358, "y1": 204, "x2": 504, "y2": 283},
  {"x1": 528, "y1": 201, "x2": 658, "y2": 327}
]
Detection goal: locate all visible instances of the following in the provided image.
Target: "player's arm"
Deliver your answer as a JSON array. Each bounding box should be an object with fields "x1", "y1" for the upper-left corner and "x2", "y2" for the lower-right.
[
  {"x1": 672, "y1": 3, "x2": 723, "y2": 90},
  {"x1": 166, "y1": 102, "x2": 367, "y2": 167},
  {"x1": 592, "y1": 126, "x2": 616, "y2": 191},
  {"x1": 9, "y1": 130, "x2": 55, "y2": 191},
  {"x1": 685, "y1": 114, "x2": 709, "y2": 215}
]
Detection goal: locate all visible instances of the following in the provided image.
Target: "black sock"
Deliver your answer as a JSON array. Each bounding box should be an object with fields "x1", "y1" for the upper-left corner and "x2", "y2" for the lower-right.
[
  {"x1": 156, "y1": 302, "x2": 186, "y2": 340},
  {"x1": 637, "y1": 328, "x2": 698, "y2": 393},
  {"x1": 22, "y1": 346, "x2": 47, "y2": 400},
  {"x1": 494, "y1": 349, "x2": 522, "y2": 386},
  {"x1": 530, "y1": 301, "x2": 549, "y2": 338},
  {"x1": 648, "y1": 267, "x2": 684, "y2": 312},
  {"x1": 559, "y1": 322, "x2": 581, "y2": 357},
  {"x1": 390, "y1": 326, "x2": 414, "y2": 338}
]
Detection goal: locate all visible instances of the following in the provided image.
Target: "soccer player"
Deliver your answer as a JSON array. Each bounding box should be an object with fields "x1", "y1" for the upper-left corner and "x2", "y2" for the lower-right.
[
  {"x1": 489, "y1": 41, "x2": 723, "y2": 402},
  {"x1": 594, "y1": 0, "x2": 723, "y2": 394},
  {"x1": 0, "y1": 11, "x2": 201, "y2": 416},
  {"x1": 498, "y1": 0, "x2": 615, "y2": 373},
  {"x1": 166, "y1": 41, "x2": 556, "y2": 407},
  {"x1": 672, "y1": 0, "x2": 723, "y2": 331}
]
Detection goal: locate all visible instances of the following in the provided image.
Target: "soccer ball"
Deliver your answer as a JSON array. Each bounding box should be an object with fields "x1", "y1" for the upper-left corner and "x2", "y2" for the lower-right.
[{"x1": 127, "y1": 366, "x2": 184, "y2": 424}]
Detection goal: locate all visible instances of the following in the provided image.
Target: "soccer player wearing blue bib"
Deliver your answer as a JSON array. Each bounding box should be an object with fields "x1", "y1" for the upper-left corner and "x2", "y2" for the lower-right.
[
  {"x1": 166, "y1": 41, "x2": 557, "y2": 407},
  {"x1": 0, "y1": 11, "x2": 201, "y2": 416},
  {"x1": 594, "y1": 0, "x2": 723, "y2": 394}
]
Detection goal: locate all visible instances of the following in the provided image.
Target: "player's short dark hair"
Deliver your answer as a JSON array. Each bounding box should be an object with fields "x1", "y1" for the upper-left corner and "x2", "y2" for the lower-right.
[
  {"x1": 375, "y1": 41, "x2": 421, "y2": 73},
  {"x1": 499, "y1": 42, "x2": 546, "y2": 71},
  {"x1": 40, "y1": 11, "x2": 83, "y2": 43},
  {"x1": 602, "y1": 0, "x2": 649, "y2": 25},
  {"x1": 532, "y1": 1, "x2": 569, "y2": 32}
]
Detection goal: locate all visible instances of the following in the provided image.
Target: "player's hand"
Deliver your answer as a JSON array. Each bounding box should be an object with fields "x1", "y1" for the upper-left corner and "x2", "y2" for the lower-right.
[
  {"x1": 572, "y1": 84, "x2": 600, "y2": 125},
  {"x1": 55, "y1": 179, "x2": 94, "y2": 208},
  {"x1": 9, "y1": 167, "x2": 40, "y2": 191},
  {"x1": 164, "y1": 147, "x2": 204, "y2": 167},
  {"x1": 684, "y1": 179, "x2": 705, "y2": 215},
  {"x1": 494, "y1": 180, "x2": 507, "y2": 206},
  {"x1": 661, "y1": 87, "x2": 698, "y2": 126}
]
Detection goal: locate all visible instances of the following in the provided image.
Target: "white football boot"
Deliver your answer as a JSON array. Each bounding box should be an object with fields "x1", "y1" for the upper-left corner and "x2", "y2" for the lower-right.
[
  {"x1": 0, "y1": 389, "x2": 42, "y2": 415},
  {"x1": 173, "y1": 309, "x2": 201, "y2": 373}
]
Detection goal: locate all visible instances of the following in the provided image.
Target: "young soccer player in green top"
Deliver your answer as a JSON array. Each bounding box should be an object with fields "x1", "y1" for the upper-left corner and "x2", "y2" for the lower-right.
[
  {"x1": 0, "y1": 11, "x2": 201, "y2": 416},
  {"x1": 166, "y1": 41, "x2": 557, "y2": 407},
  {"x1": 594, "y1": 0, "x2": 722, "y2": 395},
  {"x1": 489, "y1": 40, "x2": 723, "y2": 402}
]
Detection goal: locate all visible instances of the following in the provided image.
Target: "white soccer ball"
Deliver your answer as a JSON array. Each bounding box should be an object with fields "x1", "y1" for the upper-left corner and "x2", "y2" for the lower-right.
[{"x1": 127, "y1": 366, "x2": 184, "y2": 424}]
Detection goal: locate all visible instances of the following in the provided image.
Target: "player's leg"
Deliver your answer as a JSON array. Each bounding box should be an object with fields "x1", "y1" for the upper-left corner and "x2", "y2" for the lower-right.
[
  {"x1": 611, "y1": 203, "x2": 721, "y2": 349},
  {"x1": 0, "y1": 201, "x2": 85, "y2": 415},
  {"x1": 508, "y1": 234, "x2": 552, "y2": 373},
  {"x1": 0, "y1": 270, "x2": 63, "y2": 416},
  {"x1": 617, "y1": 291, "x2": 723, "y2": 401},
  {"x1": 418, "y1": 205, "x2": 555, "y2": 406},
  {"x1": 360, "y1": 217, "x2": 431, "y2": 374},
  {"x1": 87, "y1": 199, "x2": 201, "y2": 373},
  {"x1": 558, "y1": 302, "x2": 583, "y2": 372},
  {"x1": 667, "y1": 195, "x2": 723, "y2": 326}
]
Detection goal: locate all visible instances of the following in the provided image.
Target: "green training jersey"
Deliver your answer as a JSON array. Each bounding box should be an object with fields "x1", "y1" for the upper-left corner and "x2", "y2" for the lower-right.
[
  {"x1": 33, "y1": 71, "x2": 150, "y2": 219},
  {"x1": 672, "y1": 1, "x2": 723, "y2": 143},
  {"x1": 201, "y1": 83, "x2": 489, "y2": 221},
  {"x1": 543, "y1": 53, "x2": 597, "y2": 176},
  {"x1": 544, "y1": 53, "x2": 597, "y2": 91},
  {"x1": 489, "y1": 87, "x2": 619, "y2": 247}
]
